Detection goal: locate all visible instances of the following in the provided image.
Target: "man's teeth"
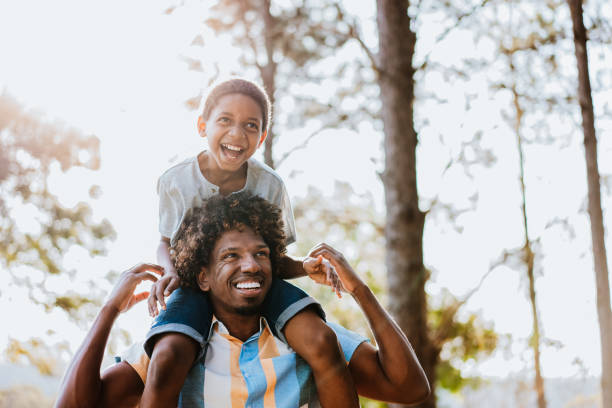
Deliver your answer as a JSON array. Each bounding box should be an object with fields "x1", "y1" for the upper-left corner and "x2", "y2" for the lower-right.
[
  {"x1": 223, "y1": 144, "x2": 242, "y2": 152},
  {"x1": 236, "y1": 281, "x2": 261, "y2": 289}
]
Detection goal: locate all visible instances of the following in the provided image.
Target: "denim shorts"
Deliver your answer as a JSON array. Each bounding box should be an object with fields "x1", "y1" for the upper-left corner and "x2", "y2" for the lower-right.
[{"x1": 144, "y1": 278, "x2": 324, "y2": 357}]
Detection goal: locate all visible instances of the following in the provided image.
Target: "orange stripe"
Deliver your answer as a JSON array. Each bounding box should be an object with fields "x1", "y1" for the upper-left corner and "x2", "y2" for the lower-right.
[
  {"x1": 257, "y1": 326, "x2": 280, "y2": 359},
  {"x1": 260, "y1": 359, "x2": 277, "y2": 407},
  {"x1": 258, "y1": 327, "x2": 279, "y2": 407},
  {"x1": 225, "y1": 336, "x2": 248, "y2": 408}
]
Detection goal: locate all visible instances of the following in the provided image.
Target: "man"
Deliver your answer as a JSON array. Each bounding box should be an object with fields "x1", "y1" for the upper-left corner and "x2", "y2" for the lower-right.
[{"x1": 56, "y1": 192, "x2": 430, "y2": 407}]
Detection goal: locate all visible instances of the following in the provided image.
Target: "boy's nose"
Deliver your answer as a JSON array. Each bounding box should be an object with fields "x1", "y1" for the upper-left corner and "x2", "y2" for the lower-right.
[{"x1": 228, "y1": 125, "x2": 243, "y2": 137}]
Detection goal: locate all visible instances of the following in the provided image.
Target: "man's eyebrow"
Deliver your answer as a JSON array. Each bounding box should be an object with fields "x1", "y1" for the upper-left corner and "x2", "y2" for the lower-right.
[{"x1": 219, "y1": 244, "x2": 268, "y2": 252}]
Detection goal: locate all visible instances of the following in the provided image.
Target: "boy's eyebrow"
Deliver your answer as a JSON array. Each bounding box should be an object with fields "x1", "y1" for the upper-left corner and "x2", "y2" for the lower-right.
[{"x1": 217, "y1": 112, "x2": 261, "y2": 122}]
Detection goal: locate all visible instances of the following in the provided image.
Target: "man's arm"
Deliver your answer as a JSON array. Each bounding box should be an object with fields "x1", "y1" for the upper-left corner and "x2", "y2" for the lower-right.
[
  {"x1": 308, "y1": 244, "x2": 430, "y2": 405},
  {"x1": 55, "y1": 264, "x2": 162, "y2": 408}
]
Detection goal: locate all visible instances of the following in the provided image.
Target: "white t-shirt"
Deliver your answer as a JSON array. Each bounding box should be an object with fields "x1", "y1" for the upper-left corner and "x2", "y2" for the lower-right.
[{"x1": 158, "y1": 155, "x2": 296, "y2": 245}]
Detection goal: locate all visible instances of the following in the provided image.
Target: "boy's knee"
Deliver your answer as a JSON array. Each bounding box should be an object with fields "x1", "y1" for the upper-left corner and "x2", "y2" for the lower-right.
[
  {"x1": 148, "y1": 334, "x2": 198, "y2": 385},
  {"x1": 299, "y1": 324, "x2": 342, "y2": 364}
]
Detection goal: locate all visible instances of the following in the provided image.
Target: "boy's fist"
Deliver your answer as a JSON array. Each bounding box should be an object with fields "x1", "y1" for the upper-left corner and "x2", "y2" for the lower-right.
[{"x1": 303, "y1": 255, "x2": 345, "y2": 298}]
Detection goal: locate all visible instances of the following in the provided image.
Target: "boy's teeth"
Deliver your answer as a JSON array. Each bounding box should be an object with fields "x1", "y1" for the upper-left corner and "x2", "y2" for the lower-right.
[
  {"x1": 236, "y1": 281, "x2": 261, "y2": 289},
  {"x1": 223, "y1": 144, "x2": 242, "y2": 152}
]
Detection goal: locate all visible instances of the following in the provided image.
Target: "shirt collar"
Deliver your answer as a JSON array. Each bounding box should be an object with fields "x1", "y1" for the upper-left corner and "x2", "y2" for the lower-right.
[{"x1": 207, "y1": 316, "x2": 272, "y2": 343}]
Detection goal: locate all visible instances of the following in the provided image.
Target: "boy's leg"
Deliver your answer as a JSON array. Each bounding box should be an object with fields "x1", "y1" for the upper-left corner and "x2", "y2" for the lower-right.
[
  {"x1": 262, "y1": 279, "x2": 359, "y2": 408},
  {"x1": 284, "y1": 308, "x2": 359, "y2": 408},
  {"x1": 142, "y1": 287, "x2": 212, "y2": 408},
  {"x1": 140, "y1": 333, "x2": 199, "y2": 408}
]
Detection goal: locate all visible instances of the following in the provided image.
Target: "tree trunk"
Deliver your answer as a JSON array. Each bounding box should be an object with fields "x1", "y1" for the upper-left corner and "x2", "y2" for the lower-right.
[
  {"x1": 567, "y1": 1, "x2": 612, "y2": 407},
  {"x1": 260, "y1": 0, "x2": 277, "y2": 169},
  {"x1": 511, "y1": 85, "x2": 547, "y2": 408},
  {"x1": 376, "y1": 1, "x2": 435, "y2": 407}
]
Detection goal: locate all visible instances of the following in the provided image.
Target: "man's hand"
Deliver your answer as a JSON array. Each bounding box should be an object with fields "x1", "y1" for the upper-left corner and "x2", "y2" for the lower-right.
[
  {"x1": 147, "y1": 268, "x2": 180, "y2": 317},
  {"x1": 106, "y1": 263, "x2": 163, "y2": 314},
  {"x1": 303, "y1": 252, "x2": 344, "y2": 298},
  {"x1": 307, "y1": 243, "x2": 365, "y2": 295}
]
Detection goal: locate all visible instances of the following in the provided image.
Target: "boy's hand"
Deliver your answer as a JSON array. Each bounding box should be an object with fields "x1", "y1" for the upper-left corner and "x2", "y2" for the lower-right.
[
  {"x1": 308, "y1": 243, "x2": 365, "y2": 295},
  {"x1": 147, "y1": 269, "x2": 180, "y2": 317},
  {"x1": 303, "y1": 255, "x2": 345, "y2": 298},
  {"x1": 107, "y1": 263, "x2": 163, "y2": 314}
]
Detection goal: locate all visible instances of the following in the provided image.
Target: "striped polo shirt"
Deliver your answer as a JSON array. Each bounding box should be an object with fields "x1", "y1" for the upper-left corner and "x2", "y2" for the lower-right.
[{"x1": 122, "y1": 318, "x2": 367, "y2": 408}]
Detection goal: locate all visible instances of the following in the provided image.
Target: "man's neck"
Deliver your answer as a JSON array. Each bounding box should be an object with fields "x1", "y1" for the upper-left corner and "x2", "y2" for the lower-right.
[{"x1": 215, "y1": 310, "x2": 261, "y2": 342}]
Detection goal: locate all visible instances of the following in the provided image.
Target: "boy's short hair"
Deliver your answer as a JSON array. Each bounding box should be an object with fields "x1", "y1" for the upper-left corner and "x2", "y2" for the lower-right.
[
  {"x1": 172, "y1": 192, "x2": 286, "y2": 288},
  {"x1": 200, "y1": 78, "x2": 272, "y2": 135}
]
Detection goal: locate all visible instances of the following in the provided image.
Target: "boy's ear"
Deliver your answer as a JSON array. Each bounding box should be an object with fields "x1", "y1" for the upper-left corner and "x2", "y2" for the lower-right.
[
  {"x1": 197, "y1": 116, "x2": 206, "y2": 138},
  {"x1": 197, "y1": 266, "x2": 210, "y2": 292},
  {"x1": 257, "y1": 130, "x2": 267, "y2": 148}
]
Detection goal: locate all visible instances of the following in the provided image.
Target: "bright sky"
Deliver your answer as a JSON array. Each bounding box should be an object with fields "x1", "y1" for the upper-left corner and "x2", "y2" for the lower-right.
[{"x1": 1, "y1": 0, "x2": 611, "y2": 386}]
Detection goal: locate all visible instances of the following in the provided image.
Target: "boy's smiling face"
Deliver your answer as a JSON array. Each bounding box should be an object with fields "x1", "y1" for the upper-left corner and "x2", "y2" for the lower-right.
[{"x1": 200, "y1": 93, "x2": 267, "y2": 173}]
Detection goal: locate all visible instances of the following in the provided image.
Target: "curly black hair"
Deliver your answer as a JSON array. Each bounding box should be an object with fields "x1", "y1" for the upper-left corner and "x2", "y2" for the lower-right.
[{"x1": 171, "y1": 192, "x2": 287, "y2": 288}]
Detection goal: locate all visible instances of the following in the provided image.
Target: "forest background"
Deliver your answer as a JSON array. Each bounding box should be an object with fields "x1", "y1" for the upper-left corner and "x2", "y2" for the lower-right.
[{"x1": 0, "y1": 0, "x2": 611, "y2": 407}]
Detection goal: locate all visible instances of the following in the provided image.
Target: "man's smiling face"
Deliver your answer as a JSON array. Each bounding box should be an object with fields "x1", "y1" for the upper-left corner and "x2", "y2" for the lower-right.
[{"x1": 198, "y1": 226, "x2": 272, "y2": 316}]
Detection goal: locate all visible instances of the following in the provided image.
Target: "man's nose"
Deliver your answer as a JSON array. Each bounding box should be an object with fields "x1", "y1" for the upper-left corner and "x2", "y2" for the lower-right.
[{"x1": 240, "y1": 254, "x2": 259, "y2": 272}]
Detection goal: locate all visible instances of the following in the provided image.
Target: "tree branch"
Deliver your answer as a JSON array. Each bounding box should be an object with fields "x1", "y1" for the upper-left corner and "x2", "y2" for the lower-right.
[
  {"x1": 417, "y1": 0, "x2": 490, "y2": 71},
  {"x1": 275, "y1": 126, "x2": 328, "y2": 168}
]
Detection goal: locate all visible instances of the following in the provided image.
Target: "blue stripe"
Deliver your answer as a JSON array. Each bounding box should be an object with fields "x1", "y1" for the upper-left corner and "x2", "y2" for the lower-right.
[
  {"x1": 178, "y1": 360, "x2": 205, "y2": 407},
  {"x1": 272, "y1": 354, "x2": 302, "y2": 408},
  {"x1": 240, "y1": 334, "x2": 265, "y2": 408}
]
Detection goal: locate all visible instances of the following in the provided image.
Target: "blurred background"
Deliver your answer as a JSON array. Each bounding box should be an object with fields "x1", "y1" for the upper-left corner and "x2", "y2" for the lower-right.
[{"x1": 0, "y1": 0, "x2": 611, "y2": 407}]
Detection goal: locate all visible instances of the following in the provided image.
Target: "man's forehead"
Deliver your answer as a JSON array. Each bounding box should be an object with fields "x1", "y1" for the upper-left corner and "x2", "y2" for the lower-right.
[{"x1": 214, "y1": 227, "x2": 268, "y2": 251}]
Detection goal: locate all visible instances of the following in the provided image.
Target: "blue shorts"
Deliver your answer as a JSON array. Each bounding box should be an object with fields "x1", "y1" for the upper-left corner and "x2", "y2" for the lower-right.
[{"x1": 144, "y1": 278, "x2": 324, "y2": 357}]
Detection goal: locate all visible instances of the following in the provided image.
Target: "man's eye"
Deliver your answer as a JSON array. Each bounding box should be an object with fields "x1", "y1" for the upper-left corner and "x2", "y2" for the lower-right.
[
  {"x1": 219, "y1": 117, "x2": 230, "y2": 123},
  {"x1": 256, "y1": 251, "x2": 269, "y2": 258},
  {"x1": 223, "y1": 253, "x2": 237, "y2": 259}
]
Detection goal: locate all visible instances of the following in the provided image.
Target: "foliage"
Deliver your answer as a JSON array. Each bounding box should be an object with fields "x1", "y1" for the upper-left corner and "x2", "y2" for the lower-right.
[
  {"x1": 0, "y1": 385, "x2": 54, "y2": 408},
  {"x1": 0, "y1": 93, "x2": 115, "y2": 319},
  {"x1": 4, "y1": 337, "x2": 69, "y2": 377},
  {"x1": 292, "y1": 183, "x2": 498, "y2": 398},
  {"x1": 175, "y1": 0, "x2": 376, "y2": 168}
]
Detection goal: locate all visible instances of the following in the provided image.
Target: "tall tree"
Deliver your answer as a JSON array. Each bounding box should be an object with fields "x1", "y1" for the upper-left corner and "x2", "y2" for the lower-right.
[
  {"x1": 508, "y1": 65, "x2": 547, "y2": 408},
  {"x1": 375, "y1": 1, "x2": 434, "y2": 407},
  {"x1": 567, "y1": 1, "x2": 612, "y2": 406}
]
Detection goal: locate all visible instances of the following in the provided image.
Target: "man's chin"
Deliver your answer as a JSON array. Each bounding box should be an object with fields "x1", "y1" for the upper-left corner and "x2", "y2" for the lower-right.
[
  {"x1": 232, "y1": 297, "x2": 264, "y2": 315},
  {"x1": 233, "y1": 304, "x2": 263, "y2": 316}
]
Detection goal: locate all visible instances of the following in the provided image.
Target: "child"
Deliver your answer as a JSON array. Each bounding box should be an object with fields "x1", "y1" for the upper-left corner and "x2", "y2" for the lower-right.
[{"x1": 142, "y1": 78, "x2": 359, "y2": 407}]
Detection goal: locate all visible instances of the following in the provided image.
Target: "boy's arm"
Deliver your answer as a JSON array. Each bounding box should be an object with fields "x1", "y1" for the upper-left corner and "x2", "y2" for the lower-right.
[
  {"x1": 56, "y1": 264, "x2": 162, "y2": 408},
  {"x1": 308, "y1": 244, "x2": 431, "y2": 405},
  {"x1": 276, "y1": 255, "x2": 305, "y2": 279},
  {"x1": 148, "y1": 237, "x2": 180, "y2": 316}
]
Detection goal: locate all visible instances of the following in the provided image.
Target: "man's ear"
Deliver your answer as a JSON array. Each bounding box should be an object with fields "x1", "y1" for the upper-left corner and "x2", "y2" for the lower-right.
[
  {"x1": 197, "y1": 116, "x2": 207, "y2": 138},
  {"x1": 257, "y1": 130, "x2": 267, "y2": 148},
  {"x1": 197, "y1": 266, "x2": 210, "y2": 292}
]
